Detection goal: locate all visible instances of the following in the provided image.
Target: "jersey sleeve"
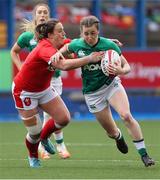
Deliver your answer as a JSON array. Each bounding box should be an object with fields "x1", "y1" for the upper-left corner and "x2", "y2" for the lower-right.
[
  {"x1": 17, "y1": 32, "x2": 32, "y2": 49},
  {"x1": 108, "y1": 40, "x2": 122, "y2": 55},
  {"x1": 67, "y1": 39, "x2": 78, "y2": 53},
  {"x1": 38, "y1": 45, "x2": 57, "y2": 63}
]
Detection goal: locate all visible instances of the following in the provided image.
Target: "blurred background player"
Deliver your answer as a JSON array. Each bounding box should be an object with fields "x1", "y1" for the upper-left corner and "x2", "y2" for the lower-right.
[
  {"x1": 51, "y1": 15, "x2": 155, "y2": 167},
  {"x1": 10, "y1": 3, "x2": 70, "y2": 160}
]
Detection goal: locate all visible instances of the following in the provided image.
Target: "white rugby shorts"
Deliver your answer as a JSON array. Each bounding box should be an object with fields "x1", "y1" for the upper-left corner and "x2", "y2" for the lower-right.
[
  {"x1": 84, "y1": 77, "x2": 123, "y2": 113},
  {"x1": 12, "y1": 82, "x2": 58, "y2": 110},
  {"x1": 50, "y1": 76, "x2": 63, "y2": 96}
]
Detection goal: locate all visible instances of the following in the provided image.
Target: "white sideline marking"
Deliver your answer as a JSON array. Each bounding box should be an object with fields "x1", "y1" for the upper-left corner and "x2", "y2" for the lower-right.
[
  {"x1": 0, "y1": 158, "x2": 140, "y2": 163},
  {"x1": 0, "y1": 142, "x2": 158, "y2": 147},
  {"x1": 0, "y1": 158, "x2": 158, "y2": 164}
]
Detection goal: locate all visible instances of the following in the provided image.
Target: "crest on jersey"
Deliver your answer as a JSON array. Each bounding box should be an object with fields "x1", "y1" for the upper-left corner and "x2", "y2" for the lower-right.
[
  {"x1": 78, "y1": 50, "x2": 85, "y2": 57},
  {"x1": 24, "y1": 97, "x2": 31, "y2": 106}
]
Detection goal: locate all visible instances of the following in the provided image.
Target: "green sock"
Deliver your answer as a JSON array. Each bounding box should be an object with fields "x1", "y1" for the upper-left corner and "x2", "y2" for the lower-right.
[
  {"x1": 56, "y1": 139, "x2": 63, "y2": 144},
  {"x1": 138, "y1": 148, "x2": 147, "y2": 156}
]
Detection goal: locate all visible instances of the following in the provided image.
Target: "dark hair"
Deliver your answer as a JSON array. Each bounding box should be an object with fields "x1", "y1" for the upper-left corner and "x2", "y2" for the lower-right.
[
  {"x1": 35, "y1": 18, "x2": 60, "y2": 40},
  {"x1": 80, "y1": 15, "x2": 100, "y2": 32}
]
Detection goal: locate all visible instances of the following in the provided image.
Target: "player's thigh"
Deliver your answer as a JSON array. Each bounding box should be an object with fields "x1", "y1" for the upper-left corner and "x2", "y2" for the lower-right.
[
  {"x1": 94, "y1": 106, "x2": 118, "y2": 132},
  {"x1": 18, "y1": 108, "x2": 40, "y2": 128},
  {"x1": 18, "y1": 108, "x2": 38, "y2": 118},
  {"x1": 40, "y1": 96, "x2": 70, "y2": 123},
  {"x1": 109, "y1": 84, "x2": 130, "y2": 114}
]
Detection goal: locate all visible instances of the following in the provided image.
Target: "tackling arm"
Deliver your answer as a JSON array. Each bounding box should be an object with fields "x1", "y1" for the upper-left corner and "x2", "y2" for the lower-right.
[{"x1": 49, "y1": 51, "x2": 104, "y2": 71}]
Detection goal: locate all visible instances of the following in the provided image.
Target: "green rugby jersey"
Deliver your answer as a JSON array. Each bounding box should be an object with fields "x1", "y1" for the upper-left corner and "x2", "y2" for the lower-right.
[
  {"x1": 68, "y1": 37, "x2": 121, "y2": 94},
  {"x1": 17, "y1": 31, "x2": 61, "y2": 77},
  {"x1": 17, "y1": 31, "x2": 37, "y2": 51}
]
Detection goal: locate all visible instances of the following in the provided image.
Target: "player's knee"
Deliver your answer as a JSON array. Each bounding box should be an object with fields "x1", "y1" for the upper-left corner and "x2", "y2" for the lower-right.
[
  {"x1": 59, "y1": 112, "x2": 71, "y2": 127},
  {"x1": 22, "y1": 114, "x2": 42, "y2": 136},
  {"x1": 120, "y1": 111, "x2": 132, "y2": 123}
]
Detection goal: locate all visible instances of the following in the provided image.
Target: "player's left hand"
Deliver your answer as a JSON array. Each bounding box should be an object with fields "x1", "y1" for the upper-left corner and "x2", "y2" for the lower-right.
[{"x1": 108, "y1": 60, "x2": 122, "y2": 75}]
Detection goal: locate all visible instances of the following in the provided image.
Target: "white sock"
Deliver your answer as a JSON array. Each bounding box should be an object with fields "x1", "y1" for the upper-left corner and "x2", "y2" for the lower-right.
[
  {"x1": 133, "y1": 140, "x2": 145, "y2": 150},
  {"x1": 116, "y1": 128, "x2": 122, "y2": 140},
  {"x1": 54, "y1": 131, "x2": 63, "y2": 142}
]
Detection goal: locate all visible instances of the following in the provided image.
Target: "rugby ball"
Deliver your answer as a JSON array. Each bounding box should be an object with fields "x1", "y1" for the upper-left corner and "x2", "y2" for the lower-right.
[{"x1": 101, "y1": 49, "x2": 120, "y2": 76}]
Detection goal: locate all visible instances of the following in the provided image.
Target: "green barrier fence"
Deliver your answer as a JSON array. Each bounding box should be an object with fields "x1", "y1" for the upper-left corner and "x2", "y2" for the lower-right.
[{"x1": 0, "y1": 50, "x2": 12, "y2": 92}]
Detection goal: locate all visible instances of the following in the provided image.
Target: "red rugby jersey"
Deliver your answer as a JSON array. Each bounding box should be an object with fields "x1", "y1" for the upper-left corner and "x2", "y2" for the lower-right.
[{"x1": 14, "y1": 39, "x2": 57, "y2": 92}]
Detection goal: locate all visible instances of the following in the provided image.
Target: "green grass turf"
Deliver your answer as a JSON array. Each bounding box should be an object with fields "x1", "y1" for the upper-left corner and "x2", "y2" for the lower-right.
[{"x1": 0, "y1": 120, "x2": 160, "y2": 179}]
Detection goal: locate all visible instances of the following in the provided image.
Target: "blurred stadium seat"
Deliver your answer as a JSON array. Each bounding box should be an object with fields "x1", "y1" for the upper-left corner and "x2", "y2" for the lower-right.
[{"x1": 0, "y1": 21, "x2": 7, "y2": 48}]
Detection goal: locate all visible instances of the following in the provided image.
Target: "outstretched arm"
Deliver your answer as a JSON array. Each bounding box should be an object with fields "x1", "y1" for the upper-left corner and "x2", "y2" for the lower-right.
[{"x1": 49, "y1": 51, "x2": 104, "y2": 70}]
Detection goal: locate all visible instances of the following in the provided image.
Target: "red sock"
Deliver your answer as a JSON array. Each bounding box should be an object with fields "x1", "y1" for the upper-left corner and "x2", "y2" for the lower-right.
[
  {"x1": 40, "y1": 118, "x2": 60, "y2": 140},
  {"x1": 25, "y1": 138, "x2": 39, "y2": 158}
]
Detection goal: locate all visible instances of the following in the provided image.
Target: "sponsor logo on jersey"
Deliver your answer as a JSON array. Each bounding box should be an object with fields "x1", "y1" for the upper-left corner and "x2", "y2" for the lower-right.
[
  {"x1": 84, "y1": 64, "x2": 102, "y2": 71},
  {"x1": 78, "y1": 49, "x2": 102, "y2": 71}
]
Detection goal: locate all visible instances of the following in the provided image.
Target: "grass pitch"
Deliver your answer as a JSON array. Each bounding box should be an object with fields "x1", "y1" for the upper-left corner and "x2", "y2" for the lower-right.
[{"x1": 0, "y1": 120, "x2": 160, "y2": 179}]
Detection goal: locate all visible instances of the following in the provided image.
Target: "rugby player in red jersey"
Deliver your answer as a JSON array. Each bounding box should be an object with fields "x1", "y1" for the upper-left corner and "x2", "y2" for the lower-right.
[{"x1": 11, "y1": 3, "x2": 72, "y2": 160}]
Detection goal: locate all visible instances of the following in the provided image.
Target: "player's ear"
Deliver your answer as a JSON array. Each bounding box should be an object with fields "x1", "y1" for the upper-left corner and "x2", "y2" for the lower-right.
[{"x1": 48, "y1": 32, "x2": 54, "y2": 39}]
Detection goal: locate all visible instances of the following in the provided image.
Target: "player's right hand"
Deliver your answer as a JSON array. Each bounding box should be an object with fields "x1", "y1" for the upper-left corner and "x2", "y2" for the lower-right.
[{"x1": 50, "y1": 51, "x2": 65, "y2": 63}]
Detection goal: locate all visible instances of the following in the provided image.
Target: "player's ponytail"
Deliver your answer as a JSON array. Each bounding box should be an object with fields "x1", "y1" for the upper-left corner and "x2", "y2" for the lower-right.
[
  {"x1": 20, "y1": 19, "x2": 35, "y2": 33},
  {"x1": 35, "y1": 18, "x2": 60, "y2": 41},
  {"x1": 35, "y1": 23, "x2": 48, "y2": 40}
]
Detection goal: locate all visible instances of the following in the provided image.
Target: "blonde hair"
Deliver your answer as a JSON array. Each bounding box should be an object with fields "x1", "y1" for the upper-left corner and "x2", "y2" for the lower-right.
[
  {"x1": 20, "y1": 19, "x2": 35, "y2": 32},
  {"x1": 21, "y1": 3, "x2": 50, "y2": 32}
]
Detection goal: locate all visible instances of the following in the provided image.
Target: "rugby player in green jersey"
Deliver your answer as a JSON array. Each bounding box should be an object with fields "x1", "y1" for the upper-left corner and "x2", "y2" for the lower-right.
[{"x1": 52, "y1": 15, "x2": 155, "y2": 167}]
